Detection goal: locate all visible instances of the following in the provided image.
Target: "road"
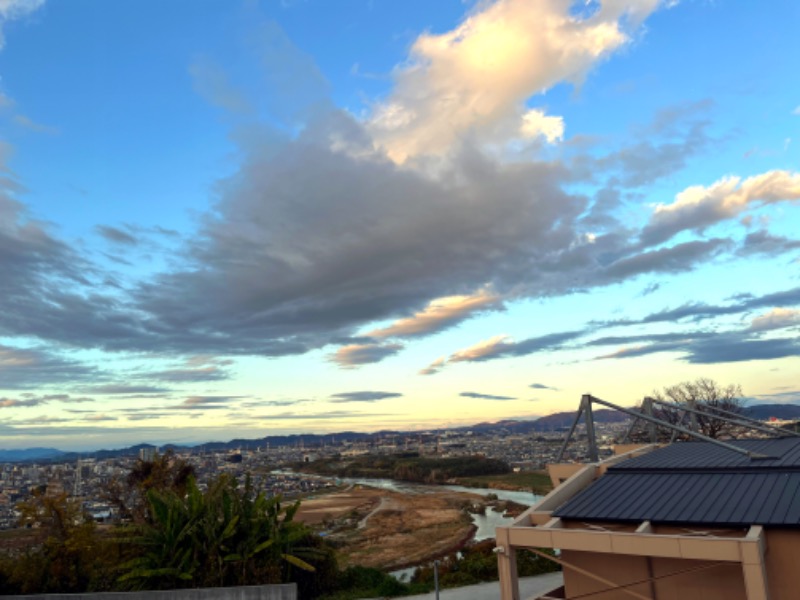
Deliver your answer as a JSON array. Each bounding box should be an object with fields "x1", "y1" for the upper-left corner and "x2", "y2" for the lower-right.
[{"x1": 367, "y1": 571, "x2": 564, "y2": 600}]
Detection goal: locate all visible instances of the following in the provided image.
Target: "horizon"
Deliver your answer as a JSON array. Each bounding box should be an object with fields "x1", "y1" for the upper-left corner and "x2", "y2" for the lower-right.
[{"x1": 1, "y1": 0, "x2": 799, "y2": 451}]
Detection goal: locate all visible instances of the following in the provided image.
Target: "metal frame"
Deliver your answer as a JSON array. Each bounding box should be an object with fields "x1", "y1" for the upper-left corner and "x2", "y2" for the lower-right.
[{"x1": 555, "y1": 394, "x2": 789, "y2": 463}]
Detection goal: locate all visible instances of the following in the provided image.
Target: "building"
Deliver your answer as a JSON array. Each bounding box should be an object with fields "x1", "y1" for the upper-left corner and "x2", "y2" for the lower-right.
[{"x1": 497, "y1": 437, "x2": 800, "y2": 600}]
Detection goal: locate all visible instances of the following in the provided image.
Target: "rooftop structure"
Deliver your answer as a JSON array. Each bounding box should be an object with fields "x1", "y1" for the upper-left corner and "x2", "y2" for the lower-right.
[{"x1": 497, "y1": 396, "x2": 800, "y2": 600}]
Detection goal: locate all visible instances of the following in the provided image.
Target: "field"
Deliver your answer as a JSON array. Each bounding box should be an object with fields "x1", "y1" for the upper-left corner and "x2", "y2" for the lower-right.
[{"x1": 296, "y1": 485, "x2": 485, "y2": 571}]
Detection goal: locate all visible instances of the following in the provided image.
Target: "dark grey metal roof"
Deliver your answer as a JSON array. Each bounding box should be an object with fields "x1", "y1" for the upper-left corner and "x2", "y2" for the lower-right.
[
  {"x1": 611, "y1": 437, "x2": 800, "y2": 472},
  {"x1": 553, "y1": 437, "x2": 800, "y2": 527}
]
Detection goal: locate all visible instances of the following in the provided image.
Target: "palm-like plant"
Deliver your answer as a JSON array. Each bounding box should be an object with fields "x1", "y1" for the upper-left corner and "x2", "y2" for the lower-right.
[{"x1": 118, "y1": 474, "x2": 316, "y2": 591}]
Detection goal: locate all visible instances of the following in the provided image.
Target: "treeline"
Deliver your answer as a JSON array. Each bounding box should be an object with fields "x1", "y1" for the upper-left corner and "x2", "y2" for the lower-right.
[{"x1": 300, "y1": 453, "x2": 511, "y2": 483}]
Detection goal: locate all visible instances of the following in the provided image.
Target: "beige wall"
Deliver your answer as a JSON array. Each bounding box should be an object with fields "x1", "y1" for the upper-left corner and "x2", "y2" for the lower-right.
[
  {"x1": 562, "y1": 550, "x2": 747, "y2": 600},
  {"x1": 764, "y1": 529, "x2": 800, "y2": 600}
]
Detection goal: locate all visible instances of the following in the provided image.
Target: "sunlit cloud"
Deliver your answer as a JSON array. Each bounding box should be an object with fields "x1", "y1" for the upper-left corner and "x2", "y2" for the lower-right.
[{"x1": 370, "y1": 0, "x2": 663, "y2": 162}]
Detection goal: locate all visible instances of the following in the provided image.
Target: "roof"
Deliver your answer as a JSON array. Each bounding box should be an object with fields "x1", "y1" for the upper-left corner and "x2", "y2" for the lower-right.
[{"x1": 553, "y1": 437, "x2": 800, "y2": 527}]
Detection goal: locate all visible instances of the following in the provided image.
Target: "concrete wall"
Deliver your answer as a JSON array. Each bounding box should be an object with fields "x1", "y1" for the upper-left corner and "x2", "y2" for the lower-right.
[
  {"x1": 4, "y1": 583, "x2": 297, "y2": 600},
  {"x1": 561, "y1": 550, "x2": 747, "y2": 600}
]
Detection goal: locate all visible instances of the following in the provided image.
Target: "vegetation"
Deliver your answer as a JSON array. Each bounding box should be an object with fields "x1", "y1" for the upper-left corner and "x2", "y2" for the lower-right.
[
  {"x1": 298, "y1": 453, "x2": 511, "y2": 483},
  {"x1": 450, "y1": 471, "x2": 553, "y2": 495},
  {"x1": 649, "y1": 378, "x2": 746, "y2": 440}
]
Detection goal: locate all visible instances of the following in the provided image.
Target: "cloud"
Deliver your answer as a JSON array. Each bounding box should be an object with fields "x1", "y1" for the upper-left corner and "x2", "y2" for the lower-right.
[
  {"x1": 369, "y1": 0, "x2": 663, "y2": 162},
  {"x1": 258, "y1": 410, "x2": 394, "y2": 420},
  {"x1": 95, "y1": 225, "x2": 138, "y2": 246},
  {"x1": 329, "y1": 391, "x2": 402, "y2": 403},
  {"x1": 530, "y1": 383, "x2": 557, "y2": 390},
  {"x1": 749, "y1": 308, "x2": 800, "y2": 332},
  {"x1": 419, "y1": 356, "x2": 446, "y2": 376},
  {"x1": 13, "y1": 114, "x2": 58, "y2": 134},
  {"x1": 366, "y1": 291, "x2": 503, "y2": 339},
  {"x1": 422, "y1": 329, "x2": 583, "y2": 374},
  {"x1": 189, "y1": 58, "x2": 253, "y2": 114},
  {"x1": 0, "y1": 0, "x2": 45, "y2": 50},
  {"x1": 329, "y1": 342, "x2": 404, "y2": 368},
  {"x1": 450, "y1": 330, "x2": 584, "y2": 364},
  {"x1": 0, "y1": 344, "x2": 99, "y2": 389},
  {"x1": 611, "y1": 285, "x2": 800, "y2": 327},
  {"x1": 739, "y1": 230, "x2": 800, "y2": 257},
  {"x1": 79, "y1": 384, "x2": 171, "y2": 395},
  {"x1": 459, "y1": 391, "x2": 516, "y2": 401},
  {"x1": 641, "y1": 170, "x2": 800, "y2": 246},
  {"x1": 793, "y1": 106, "x2": 800, "y2": 116},
  {"x1": 174, "y1": 396, "x2": 239, "y2": 410},
  {"x1": 596, "y1": 331, "x2": 800, "y2": 364},
  {"x1": 147, "y1": 366, "x2": 230, "y2": 382}
]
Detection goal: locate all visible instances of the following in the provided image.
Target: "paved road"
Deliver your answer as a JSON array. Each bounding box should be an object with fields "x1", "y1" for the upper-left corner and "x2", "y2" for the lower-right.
[{"x1": 367, "y1": 571, "x2": 564, "y2": 600}]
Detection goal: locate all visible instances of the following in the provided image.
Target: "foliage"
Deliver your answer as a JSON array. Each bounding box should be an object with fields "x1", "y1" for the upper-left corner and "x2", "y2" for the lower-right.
[
  {"x1": 3, "y1": 490, "x2": 121, "y2": 593},
  {"x1": 300, "y1": 454, "x2": 510, "y2": 483},
  {"x1": 118, "y1": 474, "x2": 318, "y2": 590}
]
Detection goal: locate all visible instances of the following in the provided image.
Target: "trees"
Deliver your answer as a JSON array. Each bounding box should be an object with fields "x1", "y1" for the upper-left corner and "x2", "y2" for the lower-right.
[{"x1": 650, "y1": 378, "x2": 745, "y2": 439}]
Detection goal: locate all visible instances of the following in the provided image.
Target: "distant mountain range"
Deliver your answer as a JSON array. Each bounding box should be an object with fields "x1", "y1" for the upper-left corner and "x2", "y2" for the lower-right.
[{"x1": 2, "y1": 402, "x2": 798, "y2": 463}]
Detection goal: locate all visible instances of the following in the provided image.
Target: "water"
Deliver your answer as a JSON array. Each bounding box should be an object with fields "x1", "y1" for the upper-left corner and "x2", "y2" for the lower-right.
[{"x1": 339, "y1": 477, "x2": 542, "y2": 506}]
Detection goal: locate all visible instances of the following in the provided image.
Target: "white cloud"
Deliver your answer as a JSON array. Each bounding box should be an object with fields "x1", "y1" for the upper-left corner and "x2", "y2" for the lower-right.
[
  {"x1": 792, "y1": 106, "x2": 800, "y2": 116},
  {"x1": 0, "y1": 0, "x2": 44, "y2": 50},
  {"x1": 367, "y1": 291, "x2": 502, "y2": 339},
  {"x1": 369, "y1": 0, "x2": 663, "y2": 162},
  {"x1": 642, "y1": 170, "x2": 800, "y2": 245}
]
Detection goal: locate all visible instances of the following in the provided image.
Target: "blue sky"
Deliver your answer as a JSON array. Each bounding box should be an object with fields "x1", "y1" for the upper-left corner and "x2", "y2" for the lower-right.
[{"x1": 0, "y1": 0, "x2": 799, "y2": 450}]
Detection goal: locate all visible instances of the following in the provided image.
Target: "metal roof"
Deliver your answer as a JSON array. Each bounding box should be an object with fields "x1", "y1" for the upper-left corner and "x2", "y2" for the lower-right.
[
  {"x1": 611, "y1": 437, "x2": 800, "y2": 472},
  {"x1": 553, "y1": 437, "x2": 800, "y2": 527}
]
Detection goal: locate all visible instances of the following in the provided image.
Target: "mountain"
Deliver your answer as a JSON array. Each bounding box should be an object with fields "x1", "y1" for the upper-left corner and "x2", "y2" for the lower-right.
[
  {"x1": 0, "y1": 448, "x2": 65, "y2": 462},
  {"x1": 745, "y1": 404, "x2": 800, "y2": 420}
]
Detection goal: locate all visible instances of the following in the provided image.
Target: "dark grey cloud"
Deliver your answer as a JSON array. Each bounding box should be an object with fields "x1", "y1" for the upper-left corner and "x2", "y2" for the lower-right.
[
  {"x1": 686, "y1": 336, "x2": 800, "y2": 364},
  {"x1": 147, "y1": 366, "x2": 230, "y2": 383},
  {"x1": 596, "y1": 332, "x2": 800, "y2": 364},
  {"x1": 530, "y1": 383, "x2": 557, "y2": 390},
  {"x1": 173, "y1": 396, "x2": 241, "y2": 410},
  {"x1": 610, "y1": 285, "x2": 800, "y2": 328},
  {"x1": 257, "y1": 410, "x2": 394, "y2": 420},
  {"x1": 79, "y1": 384, "x2": 171, "y2": 395},
  {"x1": 241, "y1": 399, "x2": 311, "y2": 408},
  {"x1": 739, "y1": 230, "x2": 800, "y2": 257},
  {"x1": 95, "y1": 225, "x2": 138, "y2": 246},
  {"x1": 329, "y1": 391, "x2": 403, "y2": 403},
  {"x1": 0, "y1": 344, "x2": 100, "y2": 389},
  {"x1": 459, "y1": 392, "x2": 516, "y2": 401}
]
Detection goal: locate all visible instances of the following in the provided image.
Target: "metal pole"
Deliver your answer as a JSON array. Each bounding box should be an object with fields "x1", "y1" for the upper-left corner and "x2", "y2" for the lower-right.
[
  {"x1": 556, "y1": 400, "x2": 585, "y2": 462},
  {"x1": 434, "y1": 560, "x2": 440, "y2": 600},
  {"x1": 642, "y1": 397, "x2": 657, "y2": 443},
  {"x1": 589, "y1": 396, "x2": 771, "y2": 458},
  {"x1": 584, "y1": 395, "x2": 599, "y2": 462},
  {"x1": 621, "y1": 417, "x2": 640, "y2": 444}
]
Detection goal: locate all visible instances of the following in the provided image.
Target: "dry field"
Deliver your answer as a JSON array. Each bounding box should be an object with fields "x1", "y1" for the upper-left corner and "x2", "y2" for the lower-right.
[{"x1": 295, "y1": 485, "x2": 484, "y2": 571}]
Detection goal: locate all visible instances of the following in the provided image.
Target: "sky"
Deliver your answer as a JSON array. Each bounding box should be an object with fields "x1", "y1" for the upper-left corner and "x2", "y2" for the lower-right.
[{"x1": 0, "y1": 0, "x2": 799, "y2": 451}]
